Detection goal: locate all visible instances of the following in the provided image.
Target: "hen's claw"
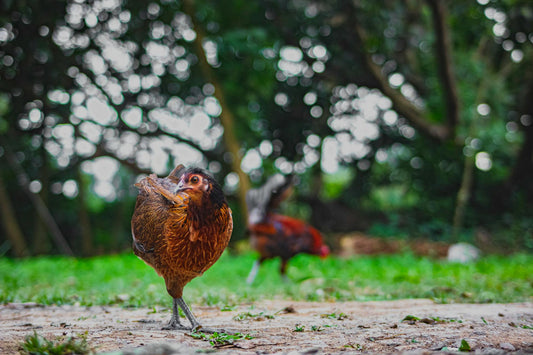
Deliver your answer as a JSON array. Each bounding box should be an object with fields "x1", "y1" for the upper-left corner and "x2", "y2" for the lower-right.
[{"x1": 162, "y1": 323, "x2": 191, "y2": 331}]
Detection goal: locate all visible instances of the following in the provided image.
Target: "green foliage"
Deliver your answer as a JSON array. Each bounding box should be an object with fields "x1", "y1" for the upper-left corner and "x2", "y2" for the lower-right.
[
  {"x1": 293, "y1": 324, "x2": 305, "y2": 332},
  {"x1": 188, "y1": 331, "x2": 253, "y2": 347},
  {"x1": 321, "y1": 169, "x2": 354, "y2": 200},
  {"x1": 20, "y1": 331, "x2": 93, "y2": 355},
  {"x1": 233, "y1": 311, "x2": 274, "y2": 321},
  {"x1": 0, "y1": 253, "x2": 531, "y2": 307},
  {"x1": 459, "y1": 339, "x2": 472, "y2": 352},
  {"x1": 320, "y1": 312, "x2": 349, "y2": 321}
]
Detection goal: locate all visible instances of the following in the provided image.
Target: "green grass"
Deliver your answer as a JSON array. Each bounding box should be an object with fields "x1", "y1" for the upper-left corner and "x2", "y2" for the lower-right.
[
  {"x1": 0, "y1": 252, "x2": 531, "y2": 308},
  {"x1": 20, "y1": 331, "x2": 93, "y2": 355},
  {"x1": 188, "y1": 331, "x2": 253, "y2": 347}
]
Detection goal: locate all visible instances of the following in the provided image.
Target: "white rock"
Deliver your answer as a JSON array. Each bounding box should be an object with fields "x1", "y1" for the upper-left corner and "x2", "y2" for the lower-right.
[{"x1": 447, "y1": 243, "x2": 481, "y2": 263}]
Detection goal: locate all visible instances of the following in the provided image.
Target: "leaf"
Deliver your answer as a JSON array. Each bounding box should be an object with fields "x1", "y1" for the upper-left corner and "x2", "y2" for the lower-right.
[
  {"x1": 402, "y1": 315, "x2": 420, "y2": 321},
  {"x1": 459, "y1": 339, "x2": 471, "y2": 352}
]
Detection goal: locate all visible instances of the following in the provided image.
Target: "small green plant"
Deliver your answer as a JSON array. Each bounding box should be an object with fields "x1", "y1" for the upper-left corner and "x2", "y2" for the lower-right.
[
  {"x1": 220, "y1": 305, "x2": 236, "y2": 312},
  {"x1": 430, "y1": 316, "x2": 463, "y2": 323},
  {"x1": 233, "y1": 311, "x2": 274, "y2": 321},
  {"x1": 293, "y1": 324, "x2": 305, "y2": 332},
  {"x1": 459, "y1": 339, "x2": 471, "y2": 352},
  {"x1": 344, "y1": 343, "x2": 363, "y2": 350},
  {"x1": 321, "y1": 312, "x2": 349, "y2": 320},
  {"x1": 522, "y1": 325, "x2": 533, "y2": 330},
  {"x1": 20, "y1": 331, "x2": 93, "y2": 355},
  {"x1": 402, "y1": 315, "x2": 420, "y2": 322},
  {"x1": 188, "y1": 331, "x2": 252, "y2": 347},
  {"x1": 311, "y1": 325, "x2": 323, "y2": 331}
]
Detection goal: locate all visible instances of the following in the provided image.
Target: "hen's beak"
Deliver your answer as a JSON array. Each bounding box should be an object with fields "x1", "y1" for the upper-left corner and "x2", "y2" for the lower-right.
[{"x1": 176, "y1": 180, "x2": 187, "y2": 192}]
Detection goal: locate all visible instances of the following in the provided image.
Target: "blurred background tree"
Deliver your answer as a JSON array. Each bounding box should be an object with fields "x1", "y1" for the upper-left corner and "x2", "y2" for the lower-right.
[{"x1": 0, "y1": 0, "x2": 531, "y2": 257}]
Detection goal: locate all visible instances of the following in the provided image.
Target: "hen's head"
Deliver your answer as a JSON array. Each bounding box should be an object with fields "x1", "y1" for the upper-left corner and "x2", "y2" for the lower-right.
[{"x1": 178, "y1": 168, "x2": 226, "y2": 208}]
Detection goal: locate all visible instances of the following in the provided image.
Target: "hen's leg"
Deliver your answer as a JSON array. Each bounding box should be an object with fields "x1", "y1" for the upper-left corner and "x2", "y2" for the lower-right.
[
  {"x1": 162, "y1": 298, "x2": 188, "y2": 330},
  {"x1": 246, "y1": 260, "x2": 262, "y2": 284},
  {"x1": 280, "y1": 259, "x2": 289, "y2": 283},
  {"x1": 177, "y1": 297, "x2": 232, "y2": 334},
  {"x1": 176, "y1": 297, "x2": 200, "y2": 330}
]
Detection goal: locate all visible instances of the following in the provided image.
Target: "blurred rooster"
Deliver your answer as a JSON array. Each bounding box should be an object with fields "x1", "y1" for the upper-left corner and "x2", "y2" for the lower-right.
[
  {"x1": 131, "y1": 164, "x2": 232, "y2": 332},
  {"x1": 246, "y1": 174, "x2": 329, "y2": 284}
]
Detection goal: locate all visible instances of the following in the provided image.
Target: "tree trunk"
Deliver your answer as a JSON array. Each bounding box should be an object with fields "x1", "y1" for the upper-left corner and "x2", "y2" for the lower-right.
[
  {"x1": 0, "y1": 174, "x2": 28, "y2": 257},
  {"x1": 451, "y1": 153, "x2": 475, "y2": 242},
  {"x1": 34, "y1": 146, "x2": 50, "y2": 255},
  {"x1": 182, "y1": 0, "x2": 251, "y2": 222},
  {"x1": 5, "y1": 149, "x2": 74, "y2": 256},
  {"x1": 506, "y1": 75, "x2": 533, "y2": 195},
  {"x1": 77, "y1": 168, "x2": 93, "y2": 256}
]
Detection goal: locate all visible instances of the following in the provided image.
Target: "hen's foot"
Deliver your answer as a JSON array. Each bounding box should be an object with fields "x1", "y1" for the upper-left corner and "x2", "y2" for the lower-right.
[{"x1": 162, "y1": 320, "x2": 191, "y2": 331}]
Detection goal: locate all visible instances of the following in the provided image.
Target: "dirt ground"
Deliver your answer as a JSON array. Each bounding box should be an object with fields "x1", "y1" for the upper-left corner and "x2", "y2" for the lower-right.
[{"x1": 1, "y1": 299, "x2": 532, "y2": 354}]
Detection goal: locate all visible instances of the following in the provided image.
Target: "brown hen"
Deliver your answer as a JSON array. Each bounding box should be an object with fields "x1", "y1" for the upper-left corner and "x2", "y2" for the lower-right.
[{"x1": 131, "y1": 164, "x2": 232, "y2": 332}]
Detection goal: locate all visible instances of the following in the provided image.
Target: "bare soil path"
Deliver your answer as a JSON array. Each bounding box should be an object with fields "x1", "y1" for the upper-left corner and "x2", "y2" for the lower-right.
[{"x1": 1, "y1": 299, "x2": 532, "y2": 354}]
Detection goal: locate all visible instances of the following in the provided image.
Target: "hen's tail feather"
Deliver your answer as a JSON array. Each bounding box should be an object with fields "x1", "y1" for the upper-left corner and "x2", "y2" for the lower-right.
[
  {"x1": 167, "y1": 164, "x2": 186, "y2": 183},
  {"x1": 246, "y1": 174, "x2": 293, "y2": 214}
]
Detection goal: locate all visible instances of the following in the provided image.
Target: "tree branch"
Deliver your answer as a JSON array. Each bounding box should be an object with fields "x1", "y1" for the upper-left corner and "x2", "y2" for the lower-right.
[
  {"x1": 182, "y1": 0, "x2": 251, "y2": 217},
  {"x1": 4, "y1": 148, "x2": 74, "y2": 256},
  {"x1": 352, "y1": 20, "x2": 450, "y2": 141},
  {"x1": 426, "y1": 0, "x2": 460, "y2": 137}
]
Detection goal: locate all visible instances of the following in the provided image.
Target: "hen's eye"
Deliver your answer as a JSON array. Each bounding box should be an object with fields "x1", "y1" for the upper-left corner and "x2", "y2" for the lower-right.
[{"x1": 190, "y1": 176, "x2": 200, "y2": 184}]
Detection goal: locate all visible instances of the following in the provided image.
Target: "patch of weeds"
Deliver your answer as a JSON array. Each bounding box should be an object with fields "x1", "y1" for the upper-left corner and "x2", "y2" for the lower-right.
[
  {"x1": 188, "y1": 331, "x2": 253, "y2": 348},
  {"x1": 233, "y1": 311, "x2": 274, "y2": 321},
  {"x1": 320, "y1": 312, "x2": 349, "y2": 320},
  {"x1": 344, "y1": 343, "x2": 363, "y2": 350},
  {"x1": 459, "y1": 339, "x2": 471, "y2": 352},
  {"x1": 430, "y1": 316, "x2": 463, "y2": 323},
  {"x1": 509, "y1": 322, "x2": 533, "y2": 329},
  {"x1": 428, "y1": 286, "x2": 456, "y2": 304},
  {"x1": 311, "y1": 325, "x2": 323, "y2": 332},
  {"x1": 19, "y1": 331, "x2": 93, "y2": 355},
  {"x1": 220, "y1": 305, "x2": 236, "y2": 312},
  {"x1": 293, "y1": 324, "x2": 305, "y2": 332},
  {"x1": 402, "y1": 315, "x2": 465, "y2": 325}
]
